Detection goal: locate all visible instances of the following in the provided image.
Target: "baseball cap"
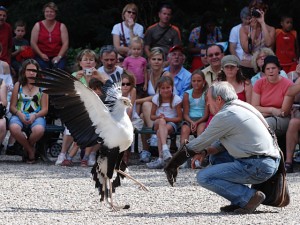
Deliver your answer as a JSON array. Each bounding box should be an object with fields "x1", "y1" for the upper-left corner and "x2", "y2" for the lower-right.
[
  {"x1": 169, "y1": 45, "x2": 184, "y2": 54},
  {"x1": 221, "y1": 55, "x2": 240, "y2": 68},
  {"x1": 262, "y1": 55, "x2": 281, "y2": 72},
  {"x1": 0, "y1": 6, "x2": 7, "y2": 12}
]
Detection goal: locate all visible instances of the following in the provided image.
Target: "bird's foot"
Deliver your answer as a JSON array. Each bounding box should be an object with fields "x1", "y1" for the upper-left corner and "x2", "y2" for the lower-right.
[{"x1": 115, "y1": 169, "x2": 149, "y2": 191}]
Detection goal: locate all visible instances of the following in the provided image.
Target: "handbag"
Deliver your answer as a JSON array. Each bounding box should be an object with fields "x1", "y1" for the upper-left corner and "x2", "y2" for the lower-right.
[
  {"x1": 232, "y1": 101, "x2": 290, "y2": 207},
  {"x1": 252, "y1": 150, "x2": 290, "y2": 207}
]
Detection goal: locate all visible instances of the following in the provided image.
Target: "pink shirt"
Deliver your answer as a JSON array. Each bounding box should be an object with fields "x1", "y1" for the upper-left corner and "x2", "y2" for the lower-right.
[
  {"x1": 123, "y1": 56, "x2": 147, "y2": 85},
  {"x1": 253, "y1": 77, "x2": 293, "y2": 108}
]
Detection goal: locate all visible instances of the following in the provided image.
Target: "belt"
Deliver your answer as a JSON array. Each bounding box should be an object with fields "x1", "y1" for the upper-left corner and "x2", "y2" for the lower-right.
[{"x1": 240, "y1": 155, "x2": 277, "y2": 160}]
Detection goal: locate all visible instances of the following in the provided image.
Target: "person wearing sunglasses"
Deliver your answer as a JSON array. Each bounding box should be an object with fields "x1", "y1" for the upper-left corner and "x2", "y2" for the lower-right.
[
  {"x1": 202, "y1": 44, "x2": 224, "y2": 87},
  {"x1": 112, "y1": 3, "x2": 144, "y2": 57}
]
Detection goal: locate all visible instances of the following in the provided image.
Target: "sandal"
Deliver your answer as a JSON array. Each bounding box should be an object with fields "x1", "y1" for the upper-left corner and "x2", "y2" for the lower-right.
[{"x1": 285, "y1": 162, "x2": 293, "y2": 173}]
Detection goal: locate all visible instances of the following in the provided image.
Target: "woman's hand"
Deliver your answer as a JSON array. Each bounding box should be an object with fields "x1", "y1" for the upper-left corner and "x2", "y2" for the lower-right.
[
  {"x1": 40, "y1": 53, "x2": 49, "y2": 61},
  {"x1": 127, "y1": 18, "x2": 135, "y2": 30},
  {"x1": 76, "y1": 70, "x2": 85, "y2": 79},
  {"x1": 190, "y1": 121, "x2": 197, "y2": 133},
  {"x1": 271, "y1": 107, "x2": 282, "y2": 117}
]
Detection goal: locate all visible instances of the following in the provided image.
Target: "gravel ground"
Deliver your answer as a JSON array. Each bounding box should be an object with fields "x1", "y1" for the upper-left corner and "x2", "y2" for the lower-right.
[{"x1": 0, "y1": 152, "x2": 300, "y2": 225}]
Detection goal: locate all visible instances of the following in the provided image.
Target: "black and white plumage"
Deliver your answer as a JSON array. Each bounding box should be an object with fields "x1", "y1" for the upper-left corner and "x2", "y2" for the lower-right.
[{"x1": 31, "y1": 69, "x2": 148, "y2": 210}]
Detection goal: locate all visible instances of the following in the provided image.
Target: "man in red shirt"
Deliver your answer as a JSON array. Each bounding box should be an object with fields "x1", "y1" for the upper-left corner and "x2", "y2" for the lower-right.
[{"x1": 0, "y1": 6, "x2": 12, "y2": 64}]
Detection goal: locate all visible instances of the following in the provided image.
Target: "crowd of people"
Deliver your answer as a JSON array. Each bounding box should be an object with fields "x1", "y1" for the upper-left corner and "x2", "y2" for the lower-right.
[{"x1": 0, "y1": 0, "x2": 300, "y2": 176}]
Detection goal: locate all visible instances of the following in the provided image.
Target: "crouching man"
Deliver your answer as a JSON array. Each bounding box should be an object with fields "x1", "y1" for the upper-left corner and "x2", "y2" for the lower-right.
[{"x1": 165, "y1": 81, "x2": 280, "y2": 214}]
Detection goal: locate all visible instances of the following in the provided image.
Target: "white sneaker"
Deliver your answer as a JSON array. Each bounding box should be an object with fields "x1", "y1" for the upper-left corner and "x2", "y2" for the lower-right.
[
  {"x1": 294, "y1": 151, "x2": 300, "y2": 163},
  {"x1": 139, "y1": 150, "x2": 151, "y2": 163},
  {"x1": 55, "y1": 153, "x2": 66, "y2": 165},
  {"x1": 88, "y1": 152, "x2": 96, "y2": 166},
  {"x1": 162, "y1": 149, "x2": 172, "y2": 162},
  {"x1": 147, "y1": 135, "x2": 158, "y2": 147},
  {"x1": 146, "y1": 158, "x2": 165, "y2": 169}
]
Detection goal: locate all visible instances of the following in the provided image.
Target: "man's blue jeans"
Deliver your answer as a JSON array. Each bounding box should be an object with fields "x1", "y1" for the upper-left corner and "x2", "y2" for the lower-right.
[{"x1": 197, "y1": 151, "x2": 280, "y2": 208}]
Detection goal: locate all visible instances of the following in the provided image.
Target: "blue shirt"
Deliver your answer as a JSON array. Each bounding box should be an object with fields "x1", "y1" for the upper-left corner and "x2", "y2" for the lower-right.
[{"x1": 164, "y1": 66, "x2": 192, "y2": 99}]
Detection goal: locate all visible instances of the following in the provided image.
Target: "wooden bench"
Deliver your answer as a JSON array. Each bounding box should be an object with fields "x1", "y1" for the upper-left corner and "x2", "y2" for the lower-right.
[{"x1": 134, "y1": 126, "x2": 181, "y2": 153}]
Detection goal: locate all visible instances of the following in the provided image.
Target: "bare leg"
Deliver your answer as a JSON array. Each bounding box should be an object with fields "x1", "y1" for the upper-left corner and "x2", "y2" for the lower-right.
[
  {"x1": 180, "y1": 124, "x2": 191, "y2": 145},
  {"x1": 286, "y1": 118, "x2": 300, "y2": 164},
  {"x1": 0, "y1": 118, "x2": 6, "y2": 144}
]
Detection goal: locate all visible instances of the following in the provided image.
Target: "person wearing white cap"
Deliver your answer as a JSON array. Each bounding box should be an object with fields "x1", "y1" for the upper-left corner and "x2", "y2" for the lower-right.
[{"x1": 218, "y1": 55, "x2": 252, "y2": 103}]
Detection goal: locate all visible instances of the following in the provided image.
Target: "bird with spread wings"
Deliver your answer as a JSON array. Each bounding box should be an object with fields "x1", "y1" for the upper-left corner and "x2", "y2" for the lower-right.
[{"x1": 30, "y1": 68, "x2": 148, "y2": 210}]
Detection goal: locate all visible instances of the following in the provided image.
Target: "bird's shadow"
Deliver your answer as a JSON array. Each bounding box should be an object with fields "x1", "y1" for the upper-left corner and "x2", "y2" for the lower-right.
[{"x1": 4, "y1": 207, "x2": 82, "y2": 214}]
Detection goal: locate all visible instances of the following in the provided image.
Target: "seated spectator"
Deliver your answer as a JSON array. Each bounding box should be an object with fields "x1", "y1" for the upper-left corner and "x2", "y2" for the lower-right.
[
  {"x1": 188, "y1": 11, "x2": 223, "y2": 72},
  {"x1": 251, "y1": 47, "x2": 287, "y2": 86},
  {"x1": 287, "y1": 62, "x2": 300, "y2": 82},
  {"x1": 0, "y1": 43, "x2": 13, "y2": 93},
  {"x1": 56, "y1": 49, "x2": 100, "y2": 167},
  {"x1": 146, "y1": 76, "x2": 182, "y2": 169},
  {"x1": 9, "y1": 59, "x2": 49, "y2": 163},
  {"x1": 284, "y1": 76, "x2": 300, "y2": 173},
  {"x1": 144, "y1": 3, "x2": 181, "y2": 59},
  {"x1": 121, "y1": 71, "x2": 137, "y2": 164},
  {"x1": 0, "y1": 77, "x2": 7, "y2": 153},
  {"x1": 123, "y1": 37, "x2": 148, "y2": 99},
  {"x1": 30, "y1": 2, "x2": 69, "y2": 70},
  {"x1": 136, "y1": 47, "x2": 165, "y2": 163},
  {"x1": 164, "y1": 45, "x2": 192, "y2": 99},
  {"x1": 180, "y1": 69, "x2": 209, "y2": 145},
  {"x1": 11, "y1": 20, "x2": 31, "y2": 82},
  {"x1": 202, "y1": 44, "x2": 224, "y2": 87},
  {"x1": 252, "y1": 55, "x2": 293, "y2": 138},
  {"x1": 229, "y1": 7, "x2": 250, "y2": 61},
  {"x1": 239, "y1": 0, "x2": 275, "y2": 79},
  {"x1": 218, "y1": 55, "x2": 252, "y2": 103},
  {"x1": 276, "y1": 14, "x2": 299, "y2": 73},
  {"x1": 112, "y1": 3, "x2": 144, "y2": 57}
]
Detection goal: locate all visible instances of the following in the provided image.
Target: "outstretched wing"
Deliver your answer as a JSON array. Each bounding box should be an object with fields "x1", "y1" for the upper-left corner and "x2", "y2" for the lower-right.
[{"x1": 31, "y1": 69, "x2": 115, "y2": 148}]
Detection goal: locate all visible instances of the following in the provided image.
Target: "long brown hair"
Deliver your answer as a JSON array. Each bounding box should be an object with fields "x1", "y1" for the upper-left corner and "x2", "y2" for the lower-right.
[
  {"x1": 19, "y1": 59, "x2": 40, "y2": 86},
  {"x1": 156, "y1": 76, "x2": 174, "y2": 108}
]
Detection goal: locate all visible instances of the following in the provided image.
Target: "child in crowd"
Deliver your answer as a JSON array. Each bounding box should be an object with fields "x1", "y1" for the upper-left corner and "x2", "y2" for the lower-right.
[
  {"x1": 180, "y1": 69, "x2": 209, "y2": 144},
  {"x1": 11, "y1": 20, "x2": 30, "y2": 81},
  {"x1": 9, "y1": 59, "x2": 48, "y2": 163},
  {"x1": 146, "y1": 76, "x2": 182, "y2": 169},
  {"x1": 276, "y1": 15, "x2": 299, "y2": 73},
  {"x1": 121, "y1": 70, "x2": 137, "y2": 164},
  {"x1": 89, "y1": 78, "x2": 103, "y2": 97},
  {"x1": 123, "y1": 37, "x2": 148, "y2": 99},
  {"x1": 56, "y1": 49, "x2": 100, "y2": 167}
]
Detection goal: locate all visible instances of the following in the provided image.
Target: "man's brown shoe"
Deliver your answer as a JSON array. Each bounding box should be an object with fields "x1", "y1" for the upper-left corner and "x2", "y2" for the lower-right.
[
  {"x1": 234, "y1": 191, "x2": 266, "y2": 214},
  {"x1": 220, "y1": 204, "x2": 240, "y2": 212}
]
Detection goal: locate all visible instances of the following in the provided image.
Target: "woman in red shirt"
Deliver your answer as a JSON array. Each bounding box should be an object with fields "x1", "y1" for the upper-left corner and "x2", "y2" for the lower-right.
[{"x1": 30, "y1": 2, "x2": 69, "y2": 70}]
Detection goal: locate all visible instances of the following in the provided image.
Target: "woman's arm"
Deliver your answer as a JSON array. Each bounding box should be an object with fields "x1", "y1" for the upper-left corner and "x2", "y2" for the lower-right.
[
  {"x1": 239, "y1": 25, "x2": 250, "y2": 54},
  {"x1": 257, "y1": 11, "x2": 275, "y2": 49},
  {"x1": 245, "y1": 81, "x2": 253, "y2": 103},
  {"x1": 150, "y1": 102, "x2": 158, "y2": 121},
  {"x1": 9, "y1": 82, "x2": 20, "y2": 115},
  {"x1": 30, "y1": 22, "x2": 47, "y2": 59},
  {"x1": 127, "y1": 88, "x2": 136, "y2": 118},
  {"x1": 0, "y1": 81, "x2": 7, "y2": 107},
  {"x1": 251, "y1": 91, "x2": 275, "y2": 117},
  {"x1": 52, "y1": 23, "x2": 69, "y2": 63}
]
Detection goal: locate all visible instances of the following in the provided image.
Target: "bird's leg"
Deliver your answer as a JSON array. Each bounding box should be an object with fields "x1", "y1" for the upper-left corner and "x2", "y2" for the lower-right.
[
  {"x1": 115, "y1": 169, "x2": 149, "y2": 191},
  {"x1": 105, "y1": 178, "x2": 129, "y2": 211}
]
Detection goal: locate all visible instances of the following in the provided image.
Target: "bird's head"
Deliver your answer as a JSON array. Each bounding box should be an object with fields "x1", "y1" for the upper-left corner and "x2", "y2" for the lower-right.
[{"x1": 120, "y1": 96, "x2": 132, "y2": 108}]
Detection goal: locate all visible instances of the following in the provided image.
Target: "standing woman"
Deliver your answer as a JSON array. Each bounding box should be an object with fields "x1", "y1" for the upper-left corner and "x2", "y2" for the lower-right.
[
  {"x1": 112, "y1": 3, "x2": 144, "y2": 57},
  {"x1": 30, "y1": 2, "x2": 69, "y2": 70},
  {"x1": 9, "y1": 59, "x2": 48, "y2": 163}
]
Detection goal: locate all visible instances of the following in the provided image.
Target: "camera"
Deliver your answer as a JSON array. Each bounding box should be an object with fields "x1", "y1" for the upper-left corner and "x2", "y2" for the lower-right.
[
  {"x1": 84, "y1": 68, "x2": 92, "y2": 76},
  {"x1": 251, "y1": 9, "x2": 261, "y2": 18}
]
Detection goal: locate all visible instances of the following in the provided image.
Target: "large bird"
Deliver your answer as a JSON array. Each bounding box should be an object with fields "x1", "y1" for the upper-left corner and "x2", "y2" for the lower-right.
[{"x1": 31, "y1": 68, "x2": 148, "y2": 210}]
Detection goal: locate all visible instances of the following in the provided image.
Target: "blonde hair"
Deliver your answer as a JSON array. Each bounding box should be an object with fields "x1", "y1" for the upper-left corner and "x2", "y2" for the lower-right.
[
  {"x1": 251, "y1": 48, "x2": 275, "y2": 72},
  {"x1": 149, "y1": 47, "x2": 165, "y2": 61},
  {"x1": 75, "y1": 49, "x2": 99, "y2": 70},
  {"x1": 122, "y1": 3, "x2": 138, "y2": 22},
  {"x1": 130, "y1": 36, "x2": 143, "y2": 47},
  {"x1": 43, "y1": 2, "x2": 58, "y2": 12}
]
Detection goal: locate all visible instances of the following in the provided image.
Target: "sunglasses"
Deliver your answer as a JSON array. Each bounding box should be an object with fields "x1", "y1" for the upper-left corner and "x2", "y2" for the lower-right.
[
  {"x1": 122, "y1": 82, "x2": 131, "y2": 86},
  {"x1": 127, "y1": 10, "x2": 136, "y2": 15},
  {"x1": 207, "y1": 52, "x2": 221, "y2": 58}
]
